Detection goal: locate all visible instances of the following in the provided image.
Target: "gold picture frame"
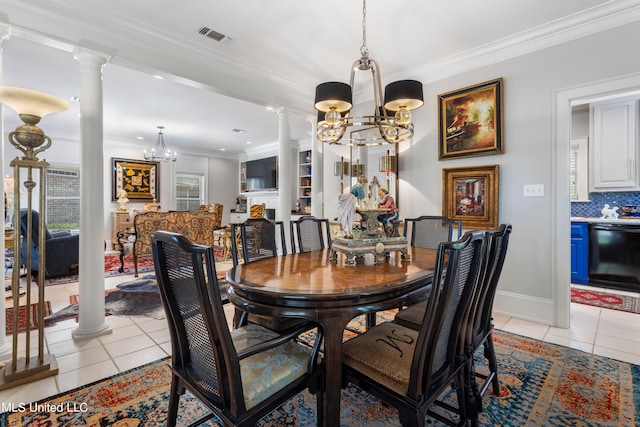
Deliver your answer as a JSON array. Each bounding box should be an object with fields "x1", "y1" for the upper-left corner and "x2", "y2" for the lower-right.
[
  {"x1": 112, "y1": 158, "x2": 159, "y2": 201},
  {"x1": 438, "y1": 78, "x2": 503, "y2": 160},
  {"x1": 443, "y1": 165, "x2": 499, "y2": 229}
]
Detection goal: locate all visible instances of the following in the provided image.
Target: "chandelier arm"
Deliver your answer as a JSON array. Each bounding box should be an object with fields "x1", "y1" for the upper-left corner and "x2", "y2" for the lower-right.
[
  {"x1": 349, "y1": 59, "x2": 360, "y2": 86},
  {"x1": 368, "y1": 59, "x2": 385, "y2": 119}
]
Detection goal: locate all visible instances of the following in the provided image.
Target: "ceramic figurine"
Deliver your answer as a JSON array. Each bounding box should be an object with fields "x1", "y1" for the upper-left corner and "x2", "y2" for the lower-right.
[
  {"x1": 601, "y1": 204, "x2": 619, "y2": 219},
  {"x1": 116, "y1": 189, "x2": 129, "y2": 212},
  {"x1": 338, "y1": 192, "x2": 356, "y2": 238}
]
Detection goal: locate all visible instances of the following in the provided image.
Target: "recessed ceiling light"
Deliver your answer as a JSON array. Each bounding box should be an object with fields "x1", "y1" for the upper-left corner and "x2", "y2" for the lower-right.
[
  {"x1": 220, "y1": 148, "x2": 226, "y2": 151},
  {"x1": 152, "y1": 75, "x2": 165, "y2": 80},
  {"x1": 245, "y1": 141, "x2": 252, "y2": 144},
  {"x1": 230, "y1": 128, "x2": 246, "y2": 133},
  {"x1": 266, "y1": 106, "x2": 275, "y2": 111},
  {"x1": 136, "y1": 136, "x2": 144, "y2": 140}
]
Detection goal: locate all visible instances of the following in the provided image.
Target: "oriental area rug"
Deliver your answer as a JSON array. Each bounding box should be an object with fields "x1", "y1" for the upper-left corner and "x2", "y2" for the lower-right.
[
  {"x1": 571, "y1": 288, "x2": 640, "y2": 314},
  {"x1": 7, "y1": 249, "x2": 230, "y2": 287},
  {"x1": 1, "y1": 328, "x2": 639, "y2": 426},
  {"x1": 38, "y1": 254, "x2": 157, "y2": 286},
  {"x1": 5, "y1": 302, "x2": 52, "y2": 335}
]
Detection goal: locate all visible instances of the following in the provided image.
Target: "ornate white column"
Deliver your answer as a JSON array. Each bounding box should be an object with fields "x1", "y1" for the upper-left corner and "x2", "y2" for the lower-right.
[
  {"x1": 0, "y1": 24, "x2": 12, "y2": 358},
  {"x1": 72, "y1": 47, "x2": 112, "y2": 340},
  {"x1": 276, "y1": 108, "x2": 292, "y2": 252},
  {"x1": 309, "y1": 117, "x2": 324, "y2": 219}
]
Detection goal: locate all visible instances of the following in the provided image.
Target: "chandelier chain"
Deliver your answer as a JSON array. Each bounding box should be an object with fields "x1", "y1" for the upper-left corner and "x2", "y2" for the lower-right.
[
  {"x1": 360, "y1": 0, "x2": 368, "y2": 58},
  {"x1": 313, "y1": 0, "x2": 423, "y2": 146}
]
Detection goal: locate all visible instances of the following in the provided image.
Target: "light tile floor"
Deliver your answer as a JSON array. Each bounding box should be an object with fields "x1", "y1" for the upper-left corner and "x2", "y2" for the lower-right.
[{"x1": 1, "y1": 276, "x2": 640, "y2": 409}]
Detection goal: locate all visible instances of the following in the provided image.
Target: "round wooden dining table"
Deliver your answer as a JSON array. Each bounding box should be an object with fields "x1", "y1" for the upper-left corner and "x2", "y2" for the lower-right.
[{"x1": 226, "y1": 246, "x2": 437, "y2": 427}]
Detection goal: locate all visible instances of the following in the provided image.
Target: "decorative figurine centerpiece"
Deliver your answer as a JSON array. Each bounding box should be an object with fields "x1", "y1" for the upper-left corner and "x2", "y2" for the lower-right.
[{"x1": 337, "y1": 192, "x2": 356, "y2": 238}]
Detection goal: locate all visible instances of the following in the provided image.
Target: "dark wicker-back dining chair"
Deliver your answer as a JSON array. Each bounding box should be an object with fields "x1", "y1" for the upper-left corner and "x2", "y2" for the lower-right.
[
  {"x1": 392, "y1": 215, "x2": 462, "y2": 326},
  {"x1": 465, "y1": 223, "x2": 512, "y2": 410},
  {"x1": 231, "y1": 217, "x2": 286, "y2": 266},
  {"x1": 341, "y1": 230, "x2": 486, "y2": 427},
  {"x1": 290, "y1": 215, "x2": 332, "y2": 253},
  {"x1": 404, "y1": 215, "x2": 462, "y2": 249},
  {"x1": 230, "y1": 218, "x2": 309, "y2": 331},
  {"x1": 151, "y1": 230, "x2": 324, "y2": 427}
]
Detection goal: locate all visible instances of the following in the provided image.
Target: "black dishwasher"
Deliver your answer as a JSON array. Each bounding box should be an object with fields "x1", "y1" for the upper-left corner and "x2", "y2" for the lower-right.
[{"x1": 588, "y1": 223, "x2": 640, "y2": 292}]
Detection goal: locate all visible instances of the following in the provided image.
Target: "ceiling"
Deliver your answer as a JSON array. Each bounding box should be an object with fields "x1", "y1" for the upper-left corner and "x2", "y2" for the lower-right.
[{"x1": 0, "y1": 0, "x2": 637, "y2": 158}]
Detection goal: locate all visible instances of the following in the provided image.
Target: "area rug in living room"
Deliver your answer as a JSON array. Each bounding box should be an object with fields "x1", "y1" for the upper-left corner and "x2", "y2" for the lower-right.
[
  {"x1": 43, "y1": 275, "x2": 164, "y2": 324},
  {"x1": 2, "y1": 329, "x2": 639, "y2": 426},
  {"x1": 5, "y1": 302, "x2": 52, "y2": 335},
  {"x1": 16, "y1": 249, "x2": 230, "y2": 287},
  {"x1": 571, "y1": 288, "x2": 640, "y2": 313}
]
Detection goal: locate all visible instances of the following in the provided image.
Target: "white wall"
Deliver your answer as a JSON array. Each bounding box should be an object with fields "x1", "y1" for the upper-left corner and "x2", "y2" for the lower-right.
[
  {"x1": 399, "y1": 21, "x2": 640, "y2": 324},
  {"x1": 207, "y1": 156, "x2": 239, "y2": 224}
]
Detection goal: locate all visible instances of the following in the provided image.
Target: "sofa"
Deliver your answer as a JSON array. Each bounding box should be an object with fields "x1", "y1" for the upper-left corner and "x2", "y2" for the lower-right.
[
  {"x1": 19, "y1": 209, "x2": 80, "y2": 278},
  {"x1": 122, "y1": 209, "x2": 223, "y2": 276}
]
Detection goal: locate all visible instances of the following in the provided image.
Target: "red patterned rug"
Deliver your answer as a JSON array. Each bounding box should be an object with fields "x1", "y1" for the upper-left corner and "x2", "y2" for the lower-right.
[
  {"x1": 571, "y1": 288, "x2": 640, "y2": 313},
  {"x1": 5, "y1": 302, "x2": 52, "y2": 335},
  {"x1": 32, "y1": 250, "x2": 226, "y2": 287},
  {"x1": 7, "y1": 247, "x2": 227, "y2": 287}
]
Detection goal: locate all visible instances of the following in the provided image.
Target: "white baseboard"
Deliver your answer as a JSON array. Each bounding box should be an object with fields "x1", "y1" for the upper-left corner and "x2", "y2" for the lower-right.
[{"x1": 493, "y1": 290, "x2": 554, "y2": 326}]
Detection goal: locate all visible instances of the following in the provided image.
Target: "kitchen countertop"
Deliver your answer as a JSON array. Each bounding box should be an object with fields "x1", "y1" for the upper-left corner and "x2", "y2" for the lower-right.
[{"x1": 571, "y1": 216, "x2": 640, "y2": 225}]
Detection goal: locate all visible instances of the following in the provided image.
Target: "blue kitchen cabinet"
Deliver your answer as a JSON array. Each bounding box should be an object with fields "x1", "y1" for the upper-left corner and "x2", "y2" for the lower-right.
[{"x1": 571, "y1": 222, "x2": 589, "y2": 284}]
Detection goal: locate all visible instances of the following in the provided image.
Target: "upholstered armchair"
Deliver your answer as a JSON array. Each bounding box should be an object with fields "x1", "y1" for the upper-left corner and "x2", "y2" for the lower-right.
[{"x1": 19, "y1": 209, "x2": 80, "y2": 278}]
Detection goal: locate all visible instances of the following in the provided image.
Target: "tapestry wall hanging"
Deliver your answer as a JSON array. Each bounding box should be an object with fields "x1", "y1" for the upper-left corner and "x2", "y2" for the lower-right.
[{"x1": 112, "y1": 158, "x2": 159, "y2": 201}]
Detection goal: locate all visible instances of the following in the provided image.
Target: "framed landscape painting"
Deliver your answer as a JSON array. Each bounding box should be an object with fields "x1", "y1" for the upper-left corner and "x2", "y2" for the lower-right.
[
  {"x1": 443, "y1": 164, "x2": 499, "y2": 229},
  {"x1": 112, "y1": 158, "x2": 159, "y2": 201},
  {"x1": 438, "y1": 78, "x2": 503, "y2": 160}
]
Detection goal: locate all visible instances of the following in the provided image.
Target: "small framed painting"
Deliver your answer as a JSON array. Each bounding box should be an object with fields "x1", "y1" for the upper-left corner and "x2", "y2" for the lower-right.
[
  {"x1": 112, "y1": 158, "x2": 159, "y2": 201},
  {"x1": 443, "y1": 165, "x2": 499, "y2": 229},
  {"x1": 438, "y1": 78, "x2": 503, "y2": 160}
]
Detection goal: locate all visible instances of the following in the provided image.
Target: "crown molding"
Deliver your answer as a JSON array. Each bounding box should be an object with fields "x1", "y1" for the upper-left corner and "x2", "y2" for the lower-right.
[
  {"x1": 0, "y1": 0, "x2": 311, "y2": 111},
  {"x1": 4, "y1": 0, "x2": 640, "y2": 113},
  {"x1": 398, "y1": 0, "x2": 640, "y2": 85}
]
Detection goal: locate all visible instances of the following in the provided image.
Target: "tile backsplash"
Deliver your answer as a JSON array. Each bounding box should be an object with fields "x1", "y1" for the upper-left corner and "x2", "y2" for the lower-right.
[{"x1": 571, "y1": 191, "x2": 640, "y2": 217}]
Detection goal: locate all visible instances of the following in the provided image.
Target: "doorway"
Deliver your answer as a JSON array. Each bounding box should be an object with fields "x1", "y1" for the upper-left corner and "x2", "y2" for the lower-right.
[{"x1": 554, "y1": 73, "x2": 640, "y2": 328}]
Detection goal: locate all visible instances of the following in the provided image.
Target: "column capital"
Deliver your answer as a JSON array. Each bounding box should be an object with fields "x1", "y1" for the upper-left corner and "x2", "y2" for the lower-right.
[
  {"x1": 274, "y1": 107, "x2": 293, "y2": 118},
  {"x1": 73, "y1": 46, "x2": 111, "y2": 67}
]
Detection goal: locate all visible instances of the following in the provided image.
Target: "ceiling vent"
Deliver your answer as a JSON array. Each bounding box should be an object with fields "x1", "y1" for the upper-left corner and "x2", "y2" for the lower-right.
[{"x1": 198, "y1": 27, "x2": 233, "y2": 44}]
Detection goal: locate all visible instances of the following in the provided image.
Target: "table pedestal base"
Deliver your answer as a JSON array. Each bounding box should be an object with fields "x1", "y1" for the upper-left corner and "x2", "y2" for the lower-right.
[{"x1": 330, "y1": 236, "x2": 410, "y2": 266}]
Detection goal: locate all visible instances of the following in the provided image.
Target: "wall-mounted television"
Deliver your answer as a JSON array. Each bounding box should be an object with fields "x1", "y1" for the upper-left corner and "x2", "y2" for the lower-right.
[{"x1": 244, "y1": 156, "x2": 277, "y2": 191}]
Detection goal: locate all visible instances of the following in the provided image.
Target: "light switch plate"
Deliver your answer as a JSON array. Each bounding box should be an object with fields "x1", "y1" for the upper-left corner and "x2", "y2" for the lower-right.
[{"x1": 523, "y1": 184, "x2": 544, "y2": 197}]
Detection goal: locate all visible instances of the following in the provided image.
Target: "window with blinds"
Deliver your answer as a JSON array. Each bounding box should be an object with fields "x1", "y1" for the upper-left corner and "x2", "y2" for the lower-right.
[
  {"x1": 570, "y1": 137, "x2": 589, "y2": 201},
  {"x1": 570, "y1": 147, "x2": 578, "y2": 199},
  {"x1": 46, "y1": 167, "x2": 80, "y2": 230},
  {"x1": 176, "y1": 174, "x2": 204, "y2": 211}
]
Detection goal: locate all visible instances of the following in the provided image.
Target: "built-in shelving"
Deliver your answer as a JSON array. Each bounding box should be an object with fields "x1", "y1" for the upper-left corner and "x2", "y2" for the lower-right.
[{"x1": 298, "y1": 150, "x2": 312, "y2": 213}]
